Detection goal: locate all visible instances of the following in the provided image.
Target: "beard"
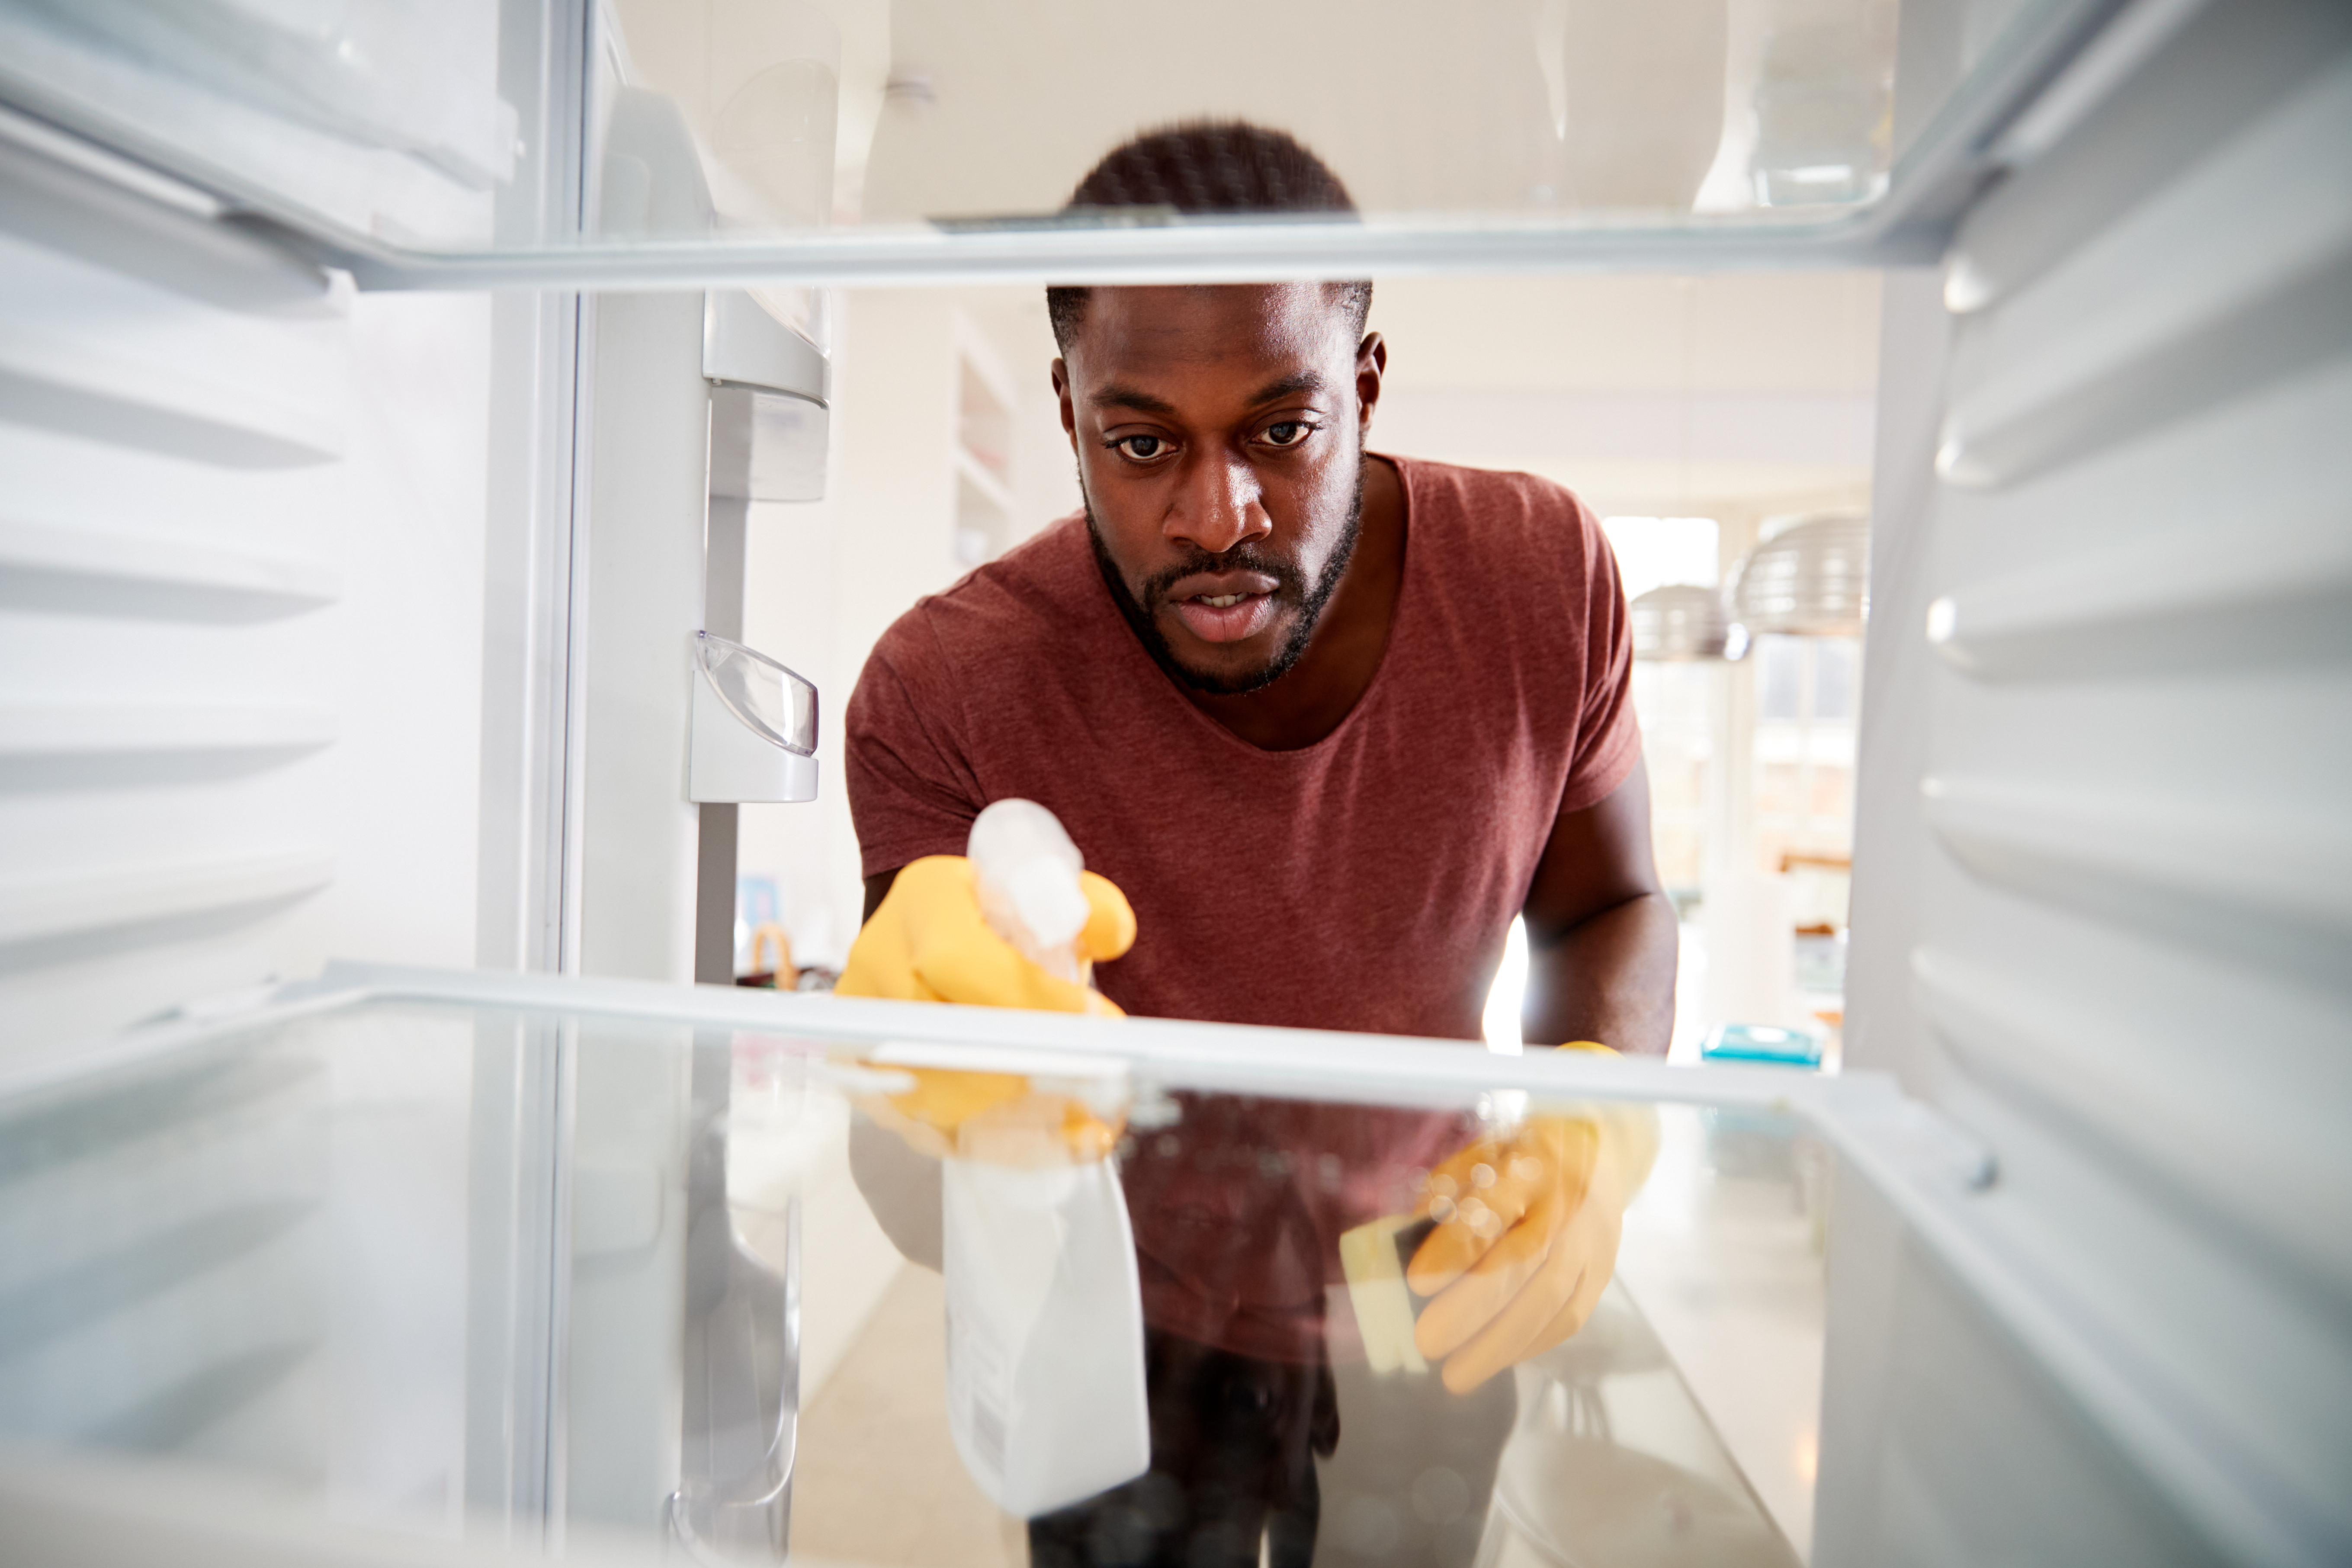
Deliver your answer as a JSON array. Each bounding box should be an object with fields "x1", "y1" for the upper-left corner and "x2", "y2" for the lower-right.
[{"x1": 1084, "y1": 447, "x2": 1367, "y2": 696}]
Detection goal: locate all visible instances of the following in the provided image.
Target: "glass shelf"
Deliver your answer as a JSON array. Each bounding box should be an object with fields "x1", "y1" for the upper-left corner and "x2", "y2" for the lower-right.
[
  {"x1": 0, "y1": 961, "x2": 2024, "y2": 1565},
  {"x1": 0, "y1": 0, "x2": 2133, "y2": 288}
]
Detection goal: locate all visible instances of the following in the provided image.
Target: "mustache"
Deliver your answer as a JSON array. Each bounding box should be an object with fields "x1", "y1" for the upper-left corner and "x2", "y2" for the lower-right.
[{"x1": 1136, "y1": 545, "x2": 1309, "y2": 610}]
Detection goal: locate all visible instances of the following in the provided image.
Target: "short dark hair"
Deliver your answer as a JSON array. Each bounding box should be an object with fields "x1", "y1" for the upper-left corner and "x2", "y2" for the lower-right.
[{"x1": 1046, "y1": 122, "x2": 1373, "y2": 354}]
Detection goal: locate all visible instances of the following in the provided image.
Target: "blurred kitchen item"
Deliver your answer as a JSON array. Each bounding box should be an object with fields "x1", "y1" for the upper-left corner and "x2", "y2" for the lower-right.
[
  {"x1": 1631, "y1": 582, "x2": 1733, "y2": 661},
  {"x1": 1779, "y1": 851, "x2": 1851, "y2": 872},
  {"x1": 1702, "y1": 1021, "x2": 1826, "y2": 1068},
  {"x1": 736, "y1": 922, "x2": 797, "y2": 989},
  {"x1": 1727, "y1": 512, "x2": 1871, "y2": 645},
  {"x1": 1792, "y1": 927, "x2": 1847, "y2": 994},
  {"x1": 1810, "y1": 1007, "x2": 1844, "y2": 1069},
  {"x1": 1780, "y1": 851, "x2": 1854, "y2": 939}
]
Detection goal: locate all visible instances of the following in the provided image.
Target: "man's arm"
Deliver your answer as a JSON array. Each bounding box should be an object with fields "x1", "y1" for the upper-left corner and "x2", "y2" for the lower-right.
[{"x1": 1517, "y1": 758, "x2": 1678, "y2": 1055}]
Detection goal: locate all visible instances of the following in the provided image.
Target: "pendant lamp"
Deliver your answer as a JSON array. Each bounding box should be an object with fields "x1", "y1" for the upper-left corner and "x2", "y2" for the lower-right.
[
  {"x1": 1630, "y1": 583, "x2": 1732, "y2": 661},
  {"x1": 1725, "y1": 512, "x2": 1871, "y2": 655}
]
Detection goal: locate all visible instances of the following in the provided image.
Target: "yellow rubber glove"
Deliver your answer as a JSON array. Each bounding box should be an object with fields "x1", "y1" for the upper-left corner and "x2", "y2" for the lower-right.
[
  {"x1": 1406, "y1": 1044, "x2": 1660, "y2": 1393},
  {"x1": 835, "y1": 854, "x2": 1136, "y2": 1016}
]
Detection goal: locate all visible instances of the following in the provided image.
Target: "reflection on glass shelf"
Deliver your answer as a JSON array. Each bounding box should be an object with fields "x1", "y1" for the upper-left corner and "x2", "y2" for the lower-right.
[
  {"x1": 0, "y1": 993, "x2": 1830, "y2": 1566},
  {"x1": 1618, "y1": 1106, "x2": 1829, "y2": 1555},
  {"x1": 0, "y1": 0, "x2": 2110, "y2": 281},
  {"x1": 1486, "y1": 1283, "x2": 1798, "y2": 1566}
]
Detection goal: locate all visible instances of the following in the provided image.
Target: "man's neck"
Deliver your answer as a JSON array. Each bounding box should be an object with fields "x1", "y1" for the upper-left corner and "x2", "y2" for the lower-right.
[{"x1": 1181, "y1": 455, "x2": 1408, "y2": 752}]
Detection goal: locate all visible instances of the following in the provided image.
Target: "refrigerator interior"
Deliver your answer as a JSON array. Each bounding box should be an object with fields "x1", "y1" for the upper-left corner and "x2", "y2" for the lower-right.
[{"x1": 0, "y1": 0, "x2": 2347, "y2": 1564}]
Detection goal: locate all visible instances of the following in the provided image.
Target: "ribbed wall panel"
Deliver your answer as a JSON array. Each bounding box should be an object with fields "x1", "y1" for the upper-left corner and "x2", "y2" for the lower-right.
[
  {"x1": 0, "y1": 143, "x2": 494, "y2": 1059},
  {"x1": 1944, "y1": 0, "x2": 2352, "y2": 313},
  {"x1": 1824, "y1": 3, "x2": 2352, "y2": 1565}
]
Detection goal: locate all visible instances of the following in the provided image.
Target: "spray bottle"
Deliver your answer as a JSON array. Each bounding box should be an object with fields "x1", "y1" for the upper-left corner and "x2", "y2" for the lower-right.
[{"x1": 940, "y1": 799, "x2": 1150, "y2": 1516}]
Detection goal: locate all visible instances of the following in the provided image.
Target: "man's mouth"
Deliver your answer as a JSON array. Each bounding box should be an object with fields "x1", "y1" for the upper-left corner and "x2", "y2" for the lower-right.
[{"x1": 1165, "y1": 571, "x2": 1282, "y2": 645}]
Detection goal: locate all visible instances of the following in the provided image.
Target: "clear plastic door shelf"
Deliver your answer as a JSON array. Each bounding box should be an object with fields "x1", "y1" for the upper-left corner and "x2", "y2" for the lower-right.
[{"x1": 690, "y1": 631, "x2": 818, "y2": 803}]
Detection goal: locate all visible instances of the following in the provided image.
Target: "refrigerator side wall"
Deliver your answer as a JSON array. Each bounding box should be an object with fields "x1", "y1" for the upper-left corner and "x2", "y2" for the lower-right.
[
  {"x1": 1830, "y1": 2, "x2": 2352, "y2": 1564},
  {"x1": 0, "y1": 147, "x2": 501, "y2": 1060}
]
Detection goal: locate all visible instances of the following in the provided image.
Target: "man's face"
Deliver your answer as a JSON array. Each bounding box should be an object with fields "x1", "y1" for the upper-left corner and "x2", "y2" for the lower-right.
[{"x1": 1054, "y1": 284, "x2": 1380, "y2": 695}]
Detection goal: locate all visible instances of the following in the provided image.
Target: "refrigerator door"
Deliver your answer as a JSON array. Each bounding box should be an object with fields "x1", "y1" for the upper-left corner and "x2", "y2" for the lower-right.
[
  {"x1": 0, "y1": 962, "x2": 2240, "y2": 1566},
  {"x1": 0, "y1": 0, "x2": 2139, "y2": 288}
]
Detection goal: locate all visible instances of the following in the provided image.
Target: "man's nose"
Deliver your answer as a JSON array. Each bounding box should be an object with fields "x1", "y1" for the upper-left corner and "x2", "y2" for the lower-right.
[{"x1": 1167, "y1": 452, "x2": 1271, "y2": 556}]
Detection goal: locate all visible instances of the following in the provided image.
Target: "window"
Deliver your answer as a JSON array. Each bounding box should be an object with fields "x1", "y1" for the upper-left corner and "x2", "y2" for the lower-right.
[{"x1": 1749, "y1": 633, "x2": 1859, "y2": 885}]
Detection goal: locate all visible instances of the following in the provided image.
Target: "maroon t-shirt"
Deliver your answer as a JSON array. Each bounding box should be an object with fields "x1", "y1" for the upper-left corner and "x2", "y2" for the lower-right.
[{"x1": 845, "y1": 454, "x2": 1640, "y2": 1042}]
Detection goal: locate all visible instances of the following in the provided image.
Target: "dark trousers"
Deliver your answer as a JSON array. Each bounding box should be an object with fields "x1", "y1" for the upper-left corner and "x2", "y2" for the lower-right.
[{"x1": 1030, "y1": 1328, "x2": 1516, "y2": 1568}]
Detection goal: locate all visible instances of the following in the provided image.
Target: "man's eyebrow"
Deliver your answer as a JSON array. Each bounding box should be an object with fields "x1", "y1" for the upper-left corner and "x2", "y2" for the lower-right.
[
  {"x1": 1245, "y1": 370, "x2": 1328, "y2": 406},
  {"x1": 1087, "y1": 370, "x2": 1332, "y2": 417},
  {"x1": 1088, "y1": 382, "x2": 1180, "y2": 416}
]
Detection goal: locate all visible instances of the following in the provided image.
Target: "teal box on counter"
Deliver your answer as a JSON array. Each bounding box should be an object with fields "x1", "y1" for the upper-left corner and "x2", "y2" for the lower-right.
[{"x1": 1701, "y1": 1022, "x2": 1826, "y2": 1068}]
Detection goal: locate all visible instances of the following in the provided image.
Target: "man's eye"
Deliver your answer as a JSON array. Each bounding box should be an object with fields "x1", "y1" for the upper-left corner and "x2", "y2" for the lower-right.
[
  {"x1": 1117, "y1": 434, "x2": 1167, "y2": 460},
  {"x1": 1263, "y1": 421, "x2": 1312, "y2": 448}
]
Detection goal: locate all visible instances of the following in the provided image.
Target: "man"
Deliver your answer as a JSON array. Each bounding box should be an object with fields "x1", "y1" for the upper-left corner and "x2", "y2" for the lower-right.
[
  {"x1": 836, "y1": 124, "x2": 1673, "y2": 1565},
  {"x1": 841, "y1": 123, "x2": 1674, "y2": 1049}
]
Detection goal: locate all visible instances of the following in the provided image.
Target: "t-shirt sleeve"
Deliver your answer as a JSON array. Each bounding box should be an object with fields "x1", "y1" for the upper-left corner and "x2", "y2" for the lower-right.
[
  {"x1": 843, "y1": 617, "x2": 987, "y2": 879},
  {"x1": 1556, "y1": 499, "x2": 1642, "y2": 815}
]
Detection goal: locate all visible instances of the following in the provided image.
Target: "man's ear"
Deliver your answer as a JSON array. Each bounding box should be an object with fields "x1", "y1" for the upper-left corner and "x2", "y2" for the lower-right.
[
  {"x1": 1052, "y1": 357, "x2": 1077, "y2": 449},
  {"x1": 1356, "y1": 331, "x2": 1388, "y2": 439}
]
